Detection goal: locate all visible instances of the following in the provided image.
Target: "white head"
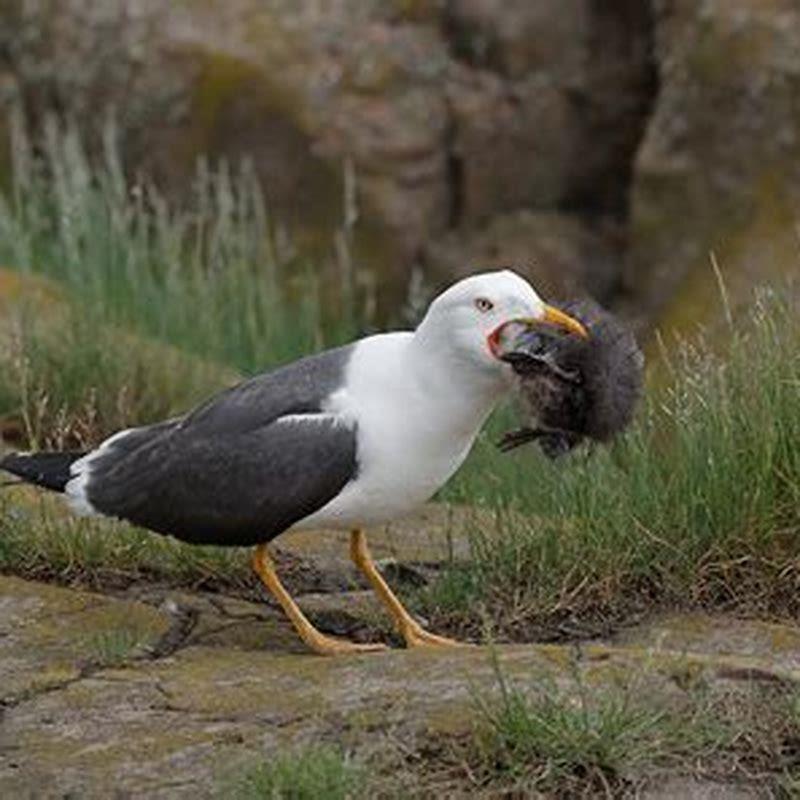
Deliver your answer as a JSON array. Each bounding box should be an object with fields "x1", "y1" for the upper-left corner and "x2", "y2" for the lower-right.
[{"x1": 413, "y1": 269, "x2": 586, "y2": 387}]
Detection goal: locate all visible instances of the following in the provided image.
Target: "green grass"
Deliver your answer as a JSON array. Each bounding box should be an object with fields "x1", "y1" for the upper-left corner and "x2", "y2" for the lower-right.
[
  {"x1": 207, "y1": 655, "x2": 800, "y2": 799},
  {"x1": 426, "y1": 285, "x2": 800, "y2": 635},
  {"x1": 234, "y1": 662, "x2": 800, "y2": 798},
  {"x1": 224, "y1": 746, "x2": 366, "y2": 800},
  {"x1": 86, "y1": 627, "x2": 149, "y2": 667},
  {"x1": 0, "y1": 489, "x2": 250, "y2": 591},
  {"x1": 1, "y1": 305, "x2": 240, "y2": 448},
  {"x1": 0, "y1": 113, "x2": 362, "y2": 446},
  {"x1": 468, "y1": 653, "x2": 729, "y2": 795}
]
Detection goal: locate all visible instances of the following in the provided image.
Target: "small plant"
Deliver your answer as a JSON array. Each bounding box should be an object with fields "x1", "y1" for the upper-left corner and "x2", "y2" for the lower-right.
[
  {"x1": 86, "y1": 627, "x2": 146, "y2": 667},
  {"x1": 717, "y1": 685, "x2": 800, "y2": 790},
  {"x1": 227, "y1": 746, "x2": 366, "y2": 800},
  {"x1": 470, "y1": 651, "x2": 727, "y2": 795}
]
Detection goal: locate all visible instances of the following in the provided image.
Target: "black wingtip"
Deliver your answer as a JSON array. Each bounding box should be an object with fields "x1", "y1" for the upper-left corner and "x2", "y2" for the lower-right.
[{"x1": 1, "y1": 451, "x2": 86, "y2": 493}]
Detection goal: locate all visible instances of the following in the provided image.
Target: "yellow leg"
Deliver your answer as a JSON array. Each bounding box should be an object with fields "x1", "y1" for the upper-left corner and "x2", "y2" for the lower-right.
[
  {"x1": 349, "y1": 529, "x2": 465, "y2": 649},
  {"x1": 252, "y1": 544, "x2": 387, "y2": 656}
]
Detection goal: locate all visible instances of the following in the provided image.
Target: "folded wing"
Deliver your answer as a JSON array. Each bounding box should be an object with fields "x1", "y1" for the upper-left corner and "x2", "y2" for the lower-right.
[{"x1": 71, "y1": 346, "x2": 359, "y2": 545}]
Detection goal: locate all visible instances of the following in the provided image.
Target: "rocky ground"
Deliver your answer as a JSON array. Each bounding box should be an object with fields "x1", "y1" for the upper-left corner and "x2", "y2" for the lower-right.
[{"x1": 1, "y1": 515, "x2": 798, "y2": 798}]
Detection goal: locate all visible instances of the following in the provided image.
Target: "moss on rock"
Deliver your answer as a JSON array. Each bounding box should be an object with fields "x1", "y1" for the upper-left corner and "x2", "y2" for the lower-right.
[
  {"x1": 627, "y1": 0, "x2": 800, "y2": 336},
  {"x1": 2, "y1": 577, "x2": 800, "y2": 796}
]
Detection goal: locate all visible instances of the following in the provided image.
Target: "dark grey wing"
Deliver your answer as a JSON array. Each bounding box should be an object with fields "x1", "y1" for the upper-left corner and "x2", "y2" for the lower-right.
[
  {"x1": 181, "y1": 344, "x2": 354, "y2": 435},
  {"x1": 87, "y1": 415, "x2": 357, "y2": 546},
  {"x1": 500, "y1": 298, "x2": 643, "y2": 453},
  {"x1": 81, "y1": 345, "x2": 358, "y2": 545}
]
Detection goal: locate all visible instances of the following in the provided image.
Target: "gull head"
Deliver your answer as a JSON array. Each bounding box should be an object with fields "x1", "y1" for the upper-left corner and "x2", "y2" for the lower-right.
[{"x1": 414, "y1": 269, "x2": 587, "y2": 383}]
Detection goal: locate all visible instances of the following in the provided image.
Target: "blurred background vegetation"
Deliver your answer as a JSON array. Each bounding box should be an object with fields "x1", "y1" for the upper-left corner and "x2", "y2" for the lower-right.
[{"x1": 1, "y1": 1, "x2": 798, "y2": 338}]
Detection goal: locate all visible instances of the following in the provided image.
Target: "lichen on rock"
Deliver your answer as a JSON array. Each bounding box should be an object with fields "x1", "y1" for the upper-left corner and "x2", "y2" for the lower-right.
[{"x1": 626, "y1": 0, "x2": 800, "y2": 333}]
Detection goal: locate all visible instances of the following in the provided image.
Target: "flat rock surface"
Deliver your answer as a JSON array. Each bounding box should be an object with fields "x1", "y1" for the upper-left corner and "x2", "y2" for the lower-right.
[{"x1": 1, "y1": 575, "x2": 798, "y2": 798}]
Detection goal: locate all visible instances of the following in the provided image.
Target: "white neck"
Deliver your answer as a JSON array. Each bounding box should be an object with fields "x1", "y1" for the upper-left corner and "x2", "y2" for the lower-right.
[
  {"x1": 304, "y1": 330, "x2": 512, "y2": 529},
  {"x1": 406, "y1": 322, "x2": 510, "y2": 438}
]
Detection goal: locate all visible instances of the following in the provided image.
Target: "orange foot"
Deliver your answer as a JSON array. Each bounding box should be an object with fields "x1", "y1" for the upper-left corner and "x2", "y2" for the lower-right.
[{"x1": 402, "y1": 622, "x2": 469, "y2": 649}]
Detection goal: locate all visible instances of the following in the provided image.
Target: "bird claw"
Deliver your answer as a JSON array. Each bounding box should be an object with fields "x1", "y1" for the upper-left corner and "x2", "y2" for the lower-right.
[
  {"x1": 402, "y1": 624, "x2": 468, "y2": 649},
  {"x1": 306, "y1": 634, "x2": 389, "y2": 657}
]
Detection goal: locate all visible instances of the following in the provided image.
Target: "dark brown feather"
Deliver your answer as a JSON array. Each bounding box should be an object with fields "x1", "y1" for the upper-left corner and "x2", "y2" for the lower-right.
[{"x1": 498, "y1": 299, "x2": 644, "y2": 457}]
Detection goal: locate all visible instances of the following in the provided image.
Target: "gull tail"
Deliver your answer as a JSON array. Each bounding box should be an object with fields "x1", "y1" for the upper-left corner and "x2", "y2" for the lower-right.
[{"x1": 0, "y1": 451, "x2": 86, "y2": 492}]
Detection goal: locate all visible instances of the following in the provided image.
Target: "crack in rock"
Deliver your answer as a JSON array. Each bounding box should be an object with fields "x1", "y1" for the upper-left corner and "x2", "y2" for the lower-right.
[
  {"x1": 1, "y1": 664, "x2": 94, "y2": 710},
  {"x1": 205, "y1": 595, "x2": 270, "y2": 623},
  {"x1": 145, "y1": 602, "x2": 199, "y2": 660}
]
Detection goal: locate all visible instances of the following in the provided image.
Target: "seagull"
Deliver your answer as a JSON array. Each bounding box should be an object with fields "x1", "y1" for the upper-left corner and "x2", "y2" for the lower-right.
[{"x1": 1, "y1": 270, "x2": 587, "y2": 655}]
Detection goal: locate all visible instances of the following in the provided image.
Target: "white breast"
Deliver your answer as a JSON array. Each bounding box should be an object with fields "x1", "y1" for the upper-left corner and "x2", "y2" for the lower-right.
[{"x1": 295, "y1": 332, "x2": 504, "y2": 530}]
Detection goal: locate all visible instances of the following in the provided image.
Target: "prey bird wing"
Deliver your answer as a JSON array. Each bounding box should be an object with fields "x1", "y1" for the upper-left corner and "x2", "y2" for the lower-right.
[{"x1": 498, "y1": 298, "x2": 644, "y2": 456}]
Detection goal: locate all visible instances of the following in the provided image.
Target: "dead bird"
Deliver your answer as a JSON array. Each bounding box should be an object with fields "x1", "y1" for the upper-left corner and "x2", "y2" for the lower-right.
[{"x1": 495, "y1": 299, "x2": 644, "y2": 457}]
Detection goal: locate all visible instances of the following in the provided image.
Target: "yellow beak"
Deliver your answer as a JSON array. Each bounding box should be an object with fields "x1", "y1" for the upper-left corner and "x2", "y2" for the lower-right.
[
  {"x1": 540, "y1": 305, "x2": 589, "y2": 338},
  {"x1": 488, "y1": 306, "x2": 589, "y2": 358}
]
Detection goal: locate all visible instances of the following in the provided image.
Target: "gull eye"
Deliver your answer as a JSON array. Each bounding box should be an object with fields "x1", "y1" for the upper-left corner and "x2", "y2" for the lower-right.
[{"x1": 474, "y1": 297, "x2": 494, "y2": 313}]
